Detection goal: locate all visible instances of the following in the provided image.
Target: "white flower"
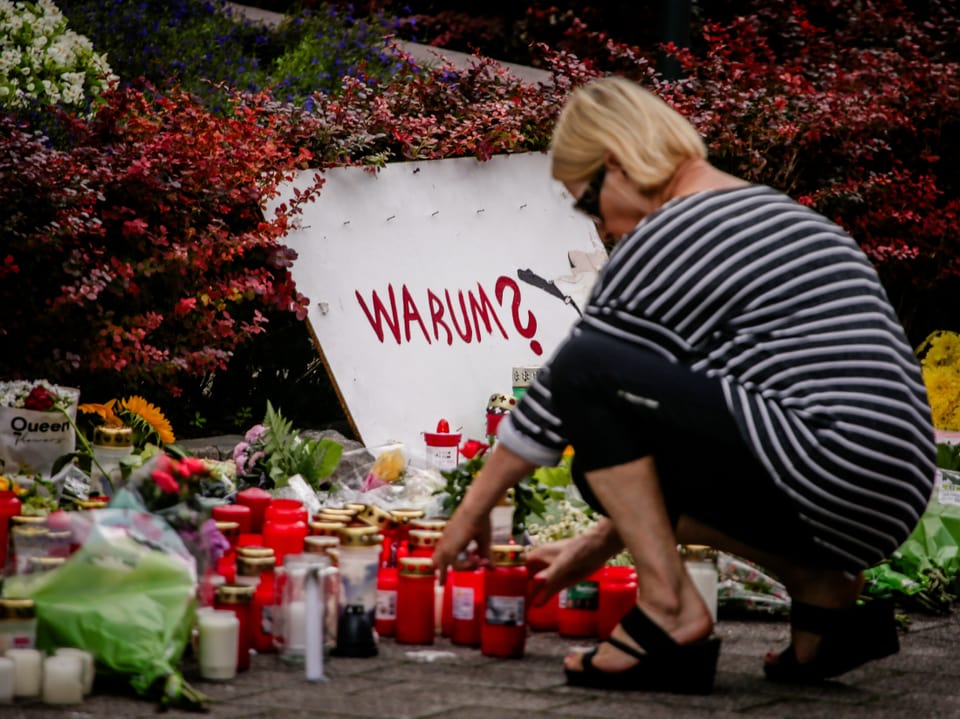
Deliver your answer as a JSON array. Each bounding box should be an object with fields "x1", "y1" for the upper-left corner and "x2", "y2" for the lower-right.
[{"x1": 0, "y1": 0, "x2": 114, "y2": 112}]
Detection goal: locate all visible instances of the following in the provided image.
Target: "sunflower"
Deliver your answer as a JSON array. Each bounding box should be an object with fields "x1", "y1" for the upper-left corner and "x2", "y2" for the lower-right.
[
  {"x1": 120, "y1": 396, "x2": 176, "y2": 445},
  {"x1": 78, "y1": 399, "x2": 123, "y2": 426}
]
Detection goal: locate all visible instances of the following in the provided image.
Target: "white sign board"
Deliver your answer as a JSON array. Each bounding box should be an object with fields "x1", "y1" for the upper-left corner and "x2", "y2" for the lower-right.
[{"x1": 267, "y1": 152, "x2": 606, "y2": 456}]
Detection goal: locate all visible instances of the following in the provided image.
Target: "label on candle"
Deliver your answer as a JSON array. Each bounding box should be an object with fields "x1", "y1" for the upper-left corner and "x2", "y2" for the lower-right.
[
  {"x1": 558, "y1": 581, "x2": 599, "y2": 610},
  {"x1": 485, "y1": 595, "x2": 525, "y2": 626},
  {"x1": 375, "y1": 589, "x2": 397, "y2": 620},
  {"x1": 452, "y1": 586, "x2": 475, "y2": 620}
]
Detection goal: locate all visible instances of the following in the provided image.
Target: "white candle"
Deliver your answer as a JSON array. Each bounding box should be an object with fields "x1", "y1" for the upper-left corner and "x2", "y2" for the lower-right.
[
  {"x1": 54, "y1": 648, "x2": 95, "y2": 695},
  {"x1": 285, "y1": 599, "x2": 306, "y2": 654},
  {"x1": 42, "y1": 654, "x2": 84, "y2": 705},
  {"x1": 686, "y1": 563, "x2": 718, "y2": 622},
  {"x1": 0, "y1": 656, "x2": 14, "y2": 704},
  {"x1": 5, "y1": 647, "x2": 43, "y2": 698},
  {"x1": 197, "y1": 610, "x2": 239, "y2": 681},
  {"x1": 434, "y1": 583, "x2": 444, "y2": 634}
]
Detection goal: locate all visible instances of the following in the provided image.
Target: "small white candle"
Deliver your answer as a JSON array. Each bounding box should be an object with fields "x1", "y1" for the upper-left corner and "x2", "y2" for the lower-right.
[
  {"x1": 285, "y1": 599, "x2": 306, "y2": 654},
  {"x1": 54, "y1": 648, "x2": 95, "y2": 695},
  {"x1": 197, "y1": 610, "x2": 239, "y2": 681},
  {"x1": 42, "y1": 654, "x2": 84, "y2": 705},
  {"x1": 0, "y1": 656, "x2": 15, "y2": 704},
  {"x1": 5, "y1": 647, "x2": 43, "y2": 698}
]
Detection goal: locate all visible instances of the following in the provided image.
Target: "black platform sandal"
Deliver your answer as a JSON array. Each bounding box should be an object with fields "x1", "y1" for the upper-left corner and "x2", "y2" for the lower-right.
[
  {"x1": 564, "y1": 605, "x2": 721, "y2": 694},
  {"x1": 764, "y1": 598, "x2": 900, "y2": 683}
]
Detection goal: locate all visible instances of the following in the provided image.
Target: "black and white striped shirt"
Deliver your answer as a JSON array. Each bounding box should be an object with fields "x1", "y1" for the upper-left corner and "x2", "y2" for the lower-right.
[{"x1": 500, "y1": 184, "x2": 936, "y2": 569}]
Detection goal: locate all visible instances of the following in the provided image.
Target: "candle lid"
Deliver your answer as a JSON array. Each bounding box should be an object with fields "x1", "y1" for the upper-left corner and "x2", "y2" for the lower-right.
[
  {"x1": 28, "y1": 555, "x2": 66, "y2": 571},
  {"x1": 408, "y1": 530, "x2": 443, "y2": 549},
  {"x1": 389, "y1": 508, "x2": 426, "y2": 524},
  {"x1": 410, "y1": 518, "x2": 446, "y2": 532},
  {"x1": 358, "y1": 504, "x2": 398, "y2": 531},
  {"x1": 319, "y1": 507, "x2": 357, "y2": 517},
  {"x1": 679, "y1": 544, "x2": 718, "y2": 562},
  {"x1": 335, "y1": 526, "x2": 382, "y2": 547},
  {"x1": 490, "y1": 544, "x2": 526, "y2": 566},
  {"x1": 304, "y1": 536, "x2": 339, "y2": 554},
  {"x1": 237, "y1": 546, "x2": 275, "y2": 559},
  {"x1": 345, "y1": 503, "x2": 367, "y2": 512},
  {"x1": 10, "y1": 514, "x2": 46, "y2": 526},
  {"x1": 0, "y1": 597, "x2": 36, "y2": 619},
  {"x1": 216, "y1": 583, "x2": 256, "y2": 603},
  {"x1": 236, "y1": 555, "x2": 275, "y2": 576},
  {"x1": 215, "y1": 520, "x2": 240, "y2": 532},
  {"x1": 92, "y1": 424, "x2": 134, "y2": 447},
  {"x1": 398, "y1": 557, "x2": 436, "y2": 577},
  {"x1": 11, "y1": 524, "x2": 48, "y2": 538},
  {"x1": 309, "y1": 520, "x2": 347, "y2": 536}
]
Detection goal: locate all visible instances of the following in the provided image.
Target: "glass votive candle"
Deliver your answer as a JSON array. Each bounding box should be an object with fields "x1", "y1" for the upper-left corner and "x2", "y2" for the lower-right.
[
  {"x1": 42, "y1": 653, "x2": 84, "y2": 705},
  {"x1": 309, "y1": 520, "x2": 347, "y2": 537},
  {"x1": 54, "y1": 648, "x2": 95, "y2": 695},
  {"x1": 197, "y1": 609, "x2": 240, "y2": 681},
  {"x1": 0, "y1": 597, "x2": 37, "y2": 652},
  {"x1": 5, "y1": 647, "x2": 43, "y2": 698}
]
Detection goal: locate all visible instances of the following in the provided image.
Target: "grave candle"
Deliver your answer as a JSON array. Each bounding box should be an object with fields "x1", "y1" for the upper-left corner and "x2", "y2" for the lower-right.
[
  {"x1": 53, "y1": 648, "x2": 95, "y2": 695},
  {"x1": 0, "y1": 656, "x2": 14, "y2": 704},
  {"x1": 6, "y1": 647, "x2": 43, "y2": 698},
  {"x1": 41, "y1": 654, "x2": 84, "y2": 705},
  {"x1": 212, "y1": 503, "x2": 252, "y2": 534},
  {"x1": 236, "y1": 488, "x2": 272, "y2": 533},
  {"x1": 197, "y1": 610, "x2": 240, "y2": 681}
]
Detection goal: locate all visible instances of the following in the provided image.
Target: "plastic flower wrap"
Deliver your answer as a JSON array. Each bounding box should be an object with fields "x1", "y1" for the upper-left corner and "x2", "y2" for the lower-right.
[
  {"x1": 361, "y1": 446, "x2": 407, "y2": 491},
  {"x1": 3, "y1": 508, "x2": 208, "y2": 710}
]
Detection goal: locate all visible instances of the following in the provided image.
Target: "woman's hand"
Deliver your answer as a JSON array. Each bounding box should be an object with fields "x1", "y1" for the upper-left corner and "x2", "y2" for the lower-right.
[
  {"x1": 527, "y1": 518, "x2": 623, "y2": 606},
  {"x1": 432, "y1": 443, "x2": 538, "y2": 584}
]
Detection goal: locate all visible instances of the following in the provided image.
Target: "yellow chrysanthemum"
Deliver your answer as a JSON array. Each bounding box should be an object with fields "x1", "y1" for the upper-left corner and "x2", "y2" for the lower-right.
[
  {"x1": 923, "y1": 365, "x2": 960, "y2": 431},
  {"x1": 919, "y1": 330, "x2": 960, "y2": 369},
  {"x1": 120, "y1": 396, "x2": 175, "y2": 445},
  {"x1": 78, "y1": 399, "x2": 123, "y2": 427}
]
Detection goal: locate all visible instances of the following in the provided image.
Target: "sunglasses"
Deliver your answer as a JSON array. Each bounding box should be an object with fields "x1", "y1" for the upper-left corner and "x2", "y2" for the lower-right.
[{"x1": 574, "y1": 165, "x2": 606, "y2": 222}]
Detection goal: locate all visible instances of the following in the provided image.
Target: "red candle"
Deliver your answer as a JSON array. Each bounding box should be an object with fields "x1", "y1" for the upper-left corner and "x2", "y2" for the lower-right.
[
  {"x1": 262, "y1": 519, "x2": 308, "y2": 565},
  {"x1": 395, "y1": 558, "x2": 435, "y2": 645},
  {"x1": 236, "y1": 488, "x2": 272, "y2": 533},
  {"x1": 597, "y1": 565, "x2": 638, "y2": 641},
  {"x1": 375, "y1": 566, "x2": 398, "y2": 637},
  {"x1": 214, "y1": 584, "x2": 255, "y2": 672},
  {"x1": 265, "y1": 498, "x2": 308, "y2": 525},
  {"x1": 557, "y1": 569, "x2": 602, "y2": 638},
  {"x1": 449, "y1": 568, "x2": 484, "y2": 646},
  {"x1": 0, "y1": 490, "x2": 22, "y2": 574},
  {"x1": 481, "y1": 545, "x2": 528, "y2": 658},
  {"x1": 212, "y1": 504, "x2": 253, "y2": 534},
  {"x1": 526, "y1": 575, "x2": 559, "y2": 632}
]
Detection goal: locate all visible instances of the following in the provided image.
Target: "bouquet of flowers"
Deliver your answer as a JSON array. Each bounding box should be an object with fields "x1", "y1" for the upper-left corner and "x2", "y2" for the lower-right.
[
  {"x1": 111, "y1": 448, "x2": 232, "y2": 581},
  {"x1": 0, "y1": 379, "x2": 79, "y2": 476},
  {"x1": 78, "y1": 395, "x2": 176, "y2": 449},
  {"x1": 233, "y1": 401, "x2": 342, "y2": 493}
]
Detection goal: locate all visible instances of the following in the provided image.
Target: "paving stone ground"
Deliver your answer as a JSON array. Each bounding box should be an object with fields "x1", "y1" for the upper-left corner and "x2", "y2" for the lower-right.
[{"x1": 5, "y1": 609, "x2": 960, "y2": 718}]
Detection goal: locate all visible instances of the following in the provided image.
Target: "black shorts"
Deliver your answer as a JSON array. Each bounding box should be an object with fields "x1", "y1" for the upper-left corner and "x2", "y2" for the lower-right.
[{"x1": 549, "y1": 327, "x2": 837, "y2": 567}]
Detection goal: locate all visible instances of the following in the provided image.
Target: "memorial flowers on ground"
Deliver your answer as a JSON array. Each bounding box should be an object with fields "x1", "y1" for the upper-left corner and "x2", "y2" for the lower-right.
[{"x1": 917, "y1": 330, "x2": 960, "y2": 432}]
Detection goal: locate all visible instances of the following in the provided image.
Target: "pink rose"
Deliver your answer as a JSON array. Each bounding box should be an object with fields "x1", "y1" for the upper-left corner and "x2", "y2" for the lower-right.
[{"x1": 151, "y1": 469, "x2": 180, "y2": 494}]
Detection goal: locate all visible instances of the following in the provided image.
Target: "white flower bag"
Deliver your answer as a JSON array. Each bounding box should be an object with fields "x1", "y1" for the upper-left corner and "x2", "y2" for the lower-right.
[{"x1": 0, "y1": 382, "x2": 80, "y2": 477}]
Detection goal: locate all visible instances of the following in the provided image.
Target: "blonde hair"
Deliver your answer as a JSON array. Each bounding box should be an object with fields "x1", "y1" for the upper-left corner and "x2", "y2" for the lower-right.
[{"x1": 550, "y1": 76, "x2": 707, "y2": 192}]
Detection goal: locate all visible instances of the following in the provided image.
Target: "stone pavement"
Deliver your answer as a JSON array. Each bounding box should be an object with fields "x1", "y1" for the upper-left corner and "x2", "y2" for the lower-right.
[{"x1": 4, "y1": 609, "x2": 960, "y2": 718}]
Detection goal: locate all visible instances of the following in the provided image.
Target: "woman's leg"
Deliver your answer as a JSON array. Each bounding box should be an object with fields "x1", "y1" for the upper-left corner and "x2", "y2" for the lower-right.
[
  {"x1": 676, "y1": 515, "x2": 864, "y2": 665},
  {"x1": 565, "y1": 456, "x2": 713, "y2": 673}
]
